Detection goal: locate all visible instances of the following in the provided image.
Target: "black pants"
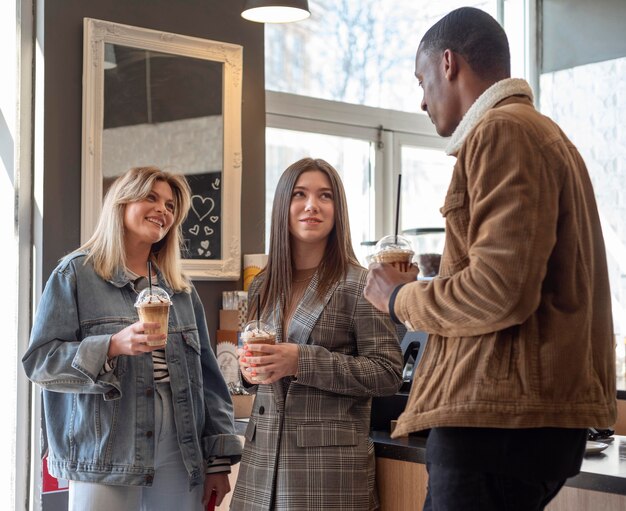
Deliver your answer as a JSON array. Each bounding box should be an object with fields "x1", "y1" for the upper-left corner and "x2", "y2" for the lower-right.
[
  {"x1": 423, "y1": 463, "x2": 566, "y2": 511},
  {"x1": 422, "y1": 427, "x2": 587, "y2": 511}
]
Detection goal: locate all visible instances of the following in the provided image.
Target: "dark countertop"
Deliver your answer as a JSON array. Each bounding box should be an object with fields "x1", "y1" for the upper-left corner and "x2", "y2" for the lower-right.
[
  {"x1": 372, "y1": 429, "x2": 626, "y2": 496},
  {"x1": 234, "y1": 419, "x2": 626, "y2": 496}
]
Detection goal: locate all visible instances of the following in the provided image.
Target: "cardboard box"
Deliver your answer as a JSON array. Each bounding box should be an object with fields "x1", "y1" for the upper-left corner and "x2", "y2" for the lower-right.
[
  {"x1": 219, "y1": 310, "x2": 240, "y2": 331},
  {"x1": 216, "y1": 329, "x2": 239, "y2": 344},
  {"x1": 232, "y1": 394, "x2": 254, "y2": 418}
]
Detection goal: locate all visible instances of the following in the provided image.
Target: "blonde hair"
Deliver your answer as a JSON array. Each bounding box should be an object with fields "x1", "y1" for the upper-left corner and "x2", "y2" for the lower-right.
[
  {"x1": 256, "y1": 158, "x2": 358, "y2": 318},
  {"x1": 75, "y1": 166, "x2": 192, "y2": 292}
]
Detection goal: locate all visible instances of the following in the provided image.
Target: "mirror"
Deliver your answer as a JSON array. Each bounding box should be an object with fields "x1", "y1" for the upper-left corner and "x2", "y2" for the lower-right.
[{"x1": 82, "y1": 18, "x2": 243, "y2": 280}]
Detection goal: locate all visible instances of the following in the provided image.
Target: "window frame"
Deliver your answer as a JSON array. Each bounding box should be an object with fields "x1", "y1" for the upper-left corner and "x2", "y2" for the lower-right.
[{"x1": 265, "y1": 90, "x2": 443, "y2": 242}]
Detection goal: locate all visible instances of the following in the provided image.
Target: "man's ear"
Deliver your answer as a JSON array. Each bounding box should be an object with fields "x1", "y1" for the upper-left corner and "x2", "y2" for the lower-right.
[{"x1": 442, "y1": 49, "x2": 459, "y2": 81}]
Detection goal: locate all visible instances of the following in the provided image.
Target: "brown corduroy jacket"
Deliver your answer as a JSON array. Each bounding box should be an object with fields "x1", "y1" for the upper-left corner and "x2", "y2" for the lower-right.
[{"x1": 393, "y1": 89, "x2": 616, "y2": 438}]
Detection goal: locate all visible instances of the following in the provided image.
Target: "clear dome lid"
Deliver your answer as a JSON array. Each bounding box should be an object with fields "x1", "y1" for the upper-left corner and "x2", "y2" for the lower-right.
[
  {"x1": 374, "y1": 234, "x2": 414, "y2": 254},
  {"x1": 241, "y1": 320, "x2": 276, "y2": 341},
  {"x1": 134, "y1": 286, "x2": 171, "y2": 307}
]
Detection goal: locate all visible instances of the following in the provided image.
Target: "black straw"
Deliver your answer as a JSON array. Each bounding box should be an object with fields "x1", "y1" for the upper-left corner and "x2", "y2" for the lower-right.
[
  {"x1": 256, "y1": 294, "x2": 260, "y2": 330},
  {"x1": 147, "y1": 261, "x2": 153, "y2": 295},
  {"x1": 395, "y1": 173, "x2": 402, "y2": 244}
]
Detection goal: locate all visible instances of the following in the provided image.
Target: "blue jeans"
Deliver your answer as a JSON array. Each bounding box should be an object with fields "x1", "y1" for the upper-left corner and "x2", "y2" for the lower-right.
[
  {"x1": 68, "y1": 384, "x2": 203, "y2": 511},
  {"x1": 423, "y1": 463, "x2": 566, "y2": 511}
]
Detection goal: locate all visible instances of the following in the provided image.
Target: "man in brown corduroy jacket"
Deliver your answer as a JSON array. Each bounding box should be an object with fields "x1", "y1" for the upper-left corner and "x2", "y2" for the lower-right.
[{"x1": 365, "y1": 7, "x2": 616, "y2": 511}]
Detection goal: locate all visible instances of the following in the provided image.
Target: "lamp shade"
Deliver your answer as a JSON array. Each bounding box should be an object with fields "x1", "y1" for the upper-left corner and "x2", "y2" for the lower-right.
[{"x1": 241, "y1": 0, "x2": 310, "y2": 23}]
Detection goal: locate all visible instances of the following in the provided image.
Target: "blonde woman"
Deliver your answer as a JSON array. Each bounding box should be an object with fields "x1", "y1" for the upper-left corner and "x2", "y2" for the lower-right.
[
  {"x1": 23, "y1": 166, "x2": 241, "y2": 511},
  {"x1": 231, "y1": 158, "x2": 403, "y2": 511}
]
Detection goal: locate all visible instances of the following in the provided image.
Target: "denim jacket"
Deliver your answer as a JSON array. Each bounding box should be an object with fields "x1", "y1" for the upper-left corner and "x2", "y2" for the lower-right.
[{"x1": 22, "y1": 252, "x2": 242, "y2": 488}]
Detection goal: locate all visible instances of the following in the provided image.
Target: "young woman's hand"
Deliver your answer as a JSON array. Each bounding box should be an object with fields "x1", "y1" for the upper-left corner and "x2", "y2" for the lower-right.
[
  {"x1": 237, "y1": 347, "x2": 259, "y2": 384},
  {"x1": 108, "y1": 321, "x2": 166, "y2": 358},
  {"x1": 238, "y1": 343, "x2": 299, "y2": 384}
]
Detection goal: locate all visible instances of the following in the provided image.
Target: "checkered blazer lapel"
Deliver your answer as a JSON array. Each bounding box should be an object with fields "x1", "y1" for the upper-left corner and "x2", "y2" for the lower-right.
[
  {"x1": 287, "y1": 271, "x2": 340, "y2": 345},
  {"x1": 269, "y1": 271, "x2": 340, "y2": 407}
]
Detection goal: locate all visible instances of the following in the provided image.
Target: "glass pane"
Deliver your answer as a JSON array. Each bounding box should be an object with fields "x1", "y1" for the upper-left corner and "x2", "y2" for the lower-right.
[
  {"x1": 266, "y1": 128, "x2": 374, "y2": 265},
  {"x1": 540, "y1": 57, "x2": 626, "y2": 388},
  {"x1": 265, "y1": 0, "x2": 498, "y2": 113},
  {"x1": 504, "y1": 0, "x2": 527, "y2": 79},
  {"x1": 400, "y1": 146, "x2": 455, "y2": 231}
]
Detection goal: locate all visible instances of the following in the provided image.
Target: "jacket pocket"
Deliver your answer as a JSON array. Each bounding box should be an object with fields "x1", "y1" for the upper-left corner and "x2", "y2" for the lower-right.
[
  {"x1": 414, "y1": 335, "x2": 442, "y2": 378},
  {"x1": 439, "y1": 190, "x2": 469, "y2": 272},
  {"x1": 244, "y1": 419, "x2": 256, "y2": 442},
  {"x1": 180, "y1": 329, "x2": 203, "y2": 389},
  {"x1": 484, "y1": 327, "x2": 516, "y2": 381},
  {"x1": 296, "y1": 421, "x2": 358, "y2": 447},
  {"x1": 440, "y1": 190, "x2": 465, "y2": 216},
  {"x1": 181, "y1": 329, "x2": 202, "y2": 355}
]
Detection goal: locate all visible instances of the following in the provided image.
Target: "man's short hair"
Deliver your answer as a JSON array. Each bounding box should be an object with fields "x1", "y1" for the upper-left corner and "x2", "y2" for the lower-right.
[{"x1": 419, "y1": 7, "x2": 510, "y2": 79}]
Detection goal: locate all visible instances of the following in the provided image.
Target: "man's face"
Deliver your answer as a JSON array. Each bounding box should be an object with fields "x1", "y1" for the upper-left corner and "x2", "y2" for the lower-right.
[{"x1": 414, "y1": 48, "x2": 459, "y2": 137}]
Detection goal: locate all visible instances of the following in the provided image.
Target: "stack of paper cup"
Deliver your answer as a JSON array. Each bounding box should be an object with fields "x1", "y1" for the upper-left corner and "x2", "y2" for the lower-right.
[{"x1": 243, "y1": 254, "x2": 268, "y2": 291}]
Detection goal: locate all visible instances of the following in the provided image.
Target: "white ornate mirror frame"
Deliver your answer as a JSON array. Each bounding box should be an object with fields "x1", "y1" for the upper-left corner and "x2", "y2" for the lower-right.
[{"x1": 82, "y1": 18, "x2": 242, "y2": 280}]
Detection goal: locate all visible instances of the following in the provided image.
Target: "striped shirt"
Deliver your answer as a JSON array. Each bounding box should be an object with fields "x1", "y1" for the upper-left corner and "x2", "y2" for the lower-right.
[
  {"x1": 126, "y1": 269, "x2": 230, "y2": 474},
  {"x1": 130, "y1": 271, "x2": 170, "y2": 383}
]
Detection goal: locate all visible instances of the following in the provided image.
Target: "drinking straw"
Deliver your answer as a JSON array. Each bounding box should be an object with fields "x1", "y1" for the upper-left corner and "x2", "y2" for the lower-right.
[
  {"x1": 147, "y1": 260, "x2": 153, "y2": 295},
  {"x1": 256, "y1": 294, "x2": 260, "y2": 331},
  {"x1": 395, "y1": 173, "x2": 402, "y2": 245}
]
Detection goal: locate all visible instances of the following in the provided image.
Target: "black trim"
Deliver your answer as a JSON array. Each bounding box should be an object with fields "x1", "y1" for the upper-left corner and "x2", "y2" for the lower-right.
[{"x1": 388, "y1": 284, "x2": 406, "y2": 325}]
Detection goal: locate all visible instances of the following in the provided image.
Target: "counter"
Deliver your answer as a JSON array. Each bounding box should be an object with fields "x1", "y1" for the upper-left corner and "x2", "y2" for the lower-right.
[
  {"x1": 372, "y1": 430, "x2": 626, "y2": 494},
  {"x1": 235, "y1": 419, "x2": 626, "y2": 509},
  {"x1": 373, "y1": 429, "x2": 626, "y2": 510}
]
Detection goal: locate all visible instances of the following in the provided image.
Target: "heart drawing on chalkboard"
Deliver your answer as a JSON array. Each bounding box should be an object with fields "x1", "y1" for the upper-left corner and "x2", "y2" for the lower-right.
[
  {"x1": 204, "y1": 226, "x2": 214, "y2": 236},
  {"x1": 189, "y1": 224, "x2": 199, "y2": 235},
  {"x1": 210, "y1": 216, "x2": 219, "y2": 224},
  {"x1": 191, "y1": 195, "x2": 215, "y2": 222},
  {"x1": 197, "y1": 239, "x2": 212, "y2": 257},
  {"x1": 211, "y1": 178, "x2": 220, "y2": 190}
]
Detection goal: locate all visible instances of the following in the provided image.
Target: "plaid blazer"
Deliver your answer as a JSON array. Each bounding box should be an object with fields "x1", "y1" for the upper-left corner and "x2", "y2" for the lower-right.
[{"x1": 231, "y1": 264, "x2": 403, "y2": 511}]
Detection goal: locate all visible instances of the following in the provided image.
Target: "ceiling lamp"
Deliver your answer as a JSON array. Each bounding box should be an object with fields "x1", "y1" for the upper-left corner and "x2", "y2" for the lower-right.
[{"x1": 241, "y1": 0, "x2": 310, "y2": 23}]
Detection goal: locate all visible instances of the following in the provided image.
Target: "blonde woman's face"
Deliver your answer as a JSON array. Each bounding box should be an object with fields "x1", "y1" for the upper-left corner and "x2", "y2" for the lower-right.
[
  {"x1": 288, "y1": 170, "x2": 335, "y2": 250},
  {"x1": 123, "y1": 180, "x2": 175, "y2": 249}
]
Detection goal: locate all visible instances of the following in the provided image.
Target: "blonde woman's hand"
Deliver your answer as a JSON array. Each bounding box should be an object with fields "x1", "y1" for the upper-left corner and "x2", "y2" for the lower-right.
[
  {"x1": 203, "y1": 472, "x2": 230, "y2": 507},
  {"x1": 108, "y1": 321, "x2": 166, "y2": 358},
  {"x1": 240, "y1": 343, "x2": 299, "y2": 385}
]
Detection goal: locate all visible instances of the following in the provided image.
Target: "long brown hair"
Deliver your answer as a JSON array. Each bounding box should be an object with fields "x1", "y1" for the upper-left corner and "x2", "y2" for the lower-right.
[
  {"x1": 75, "y1": 166, "x2": 192, "y2": 292},
  {"x1": 257, "y1": 158, "x2": 358, "y2": 317}
]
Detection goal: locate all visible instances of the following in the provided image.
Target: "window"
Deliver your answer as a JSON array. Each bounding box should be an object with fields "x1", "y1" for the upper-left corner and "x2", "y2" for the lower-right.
[
  {"x1": 399, "y1": 145, "x2": 456, "y2": 232},
  {"x1": 265, "y1": 0, "x2": 503, "y2": 113},
  {"x1": 540, "y1": 57, "x2": 626, "y2": 388},
  {"x1": 266, "y1": 128, "x2": 374, "y2": 263},
  {"x1": 264, "y1": 1, "x2": 524, "y2": 262}
]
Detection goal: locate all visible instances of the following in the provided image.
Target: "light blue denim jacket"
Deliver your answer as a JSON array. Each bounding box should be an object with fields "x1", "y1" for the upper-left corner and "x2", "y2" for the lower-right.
[{"x1": 22, "y1": 252, "x2": 242, "y2": 488}]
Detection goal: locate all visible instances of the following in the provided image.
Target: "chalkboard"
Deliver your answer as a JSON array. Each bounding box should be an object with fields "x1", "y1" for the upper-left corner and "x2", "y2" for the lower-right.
[{"x1": 181, "y1": 171, "x2": 222, "y2": 260}]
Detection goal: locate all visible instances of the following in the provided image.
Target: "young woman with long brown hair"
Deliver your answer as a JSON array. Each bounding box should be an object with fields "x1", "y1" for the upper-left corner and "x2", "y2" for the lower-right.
[{"x1": 230, "y1": 158, "x2": 403, "y2": 511}]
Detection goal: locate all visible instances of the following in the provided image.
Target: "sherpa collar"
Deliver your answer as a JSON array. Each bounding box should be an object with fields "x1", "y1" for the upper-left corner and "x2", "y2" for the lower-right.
[{"x1": 445, "y1": 78, "x2": 534, "y2": 155}]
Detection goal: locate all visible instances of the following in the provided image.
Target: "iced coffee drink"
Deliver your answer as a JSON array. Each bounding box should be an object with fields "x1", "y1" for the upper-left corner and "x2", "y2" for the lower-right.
[
  {"x1": 368, "y1": 234, "x2": 415, "y2": 272},
  {"x1": 135, "y1": 286, "x2": 171, "y2": 346},
  {"x1": 241, "y1": 320, "x2": 276, "y2": 382}
]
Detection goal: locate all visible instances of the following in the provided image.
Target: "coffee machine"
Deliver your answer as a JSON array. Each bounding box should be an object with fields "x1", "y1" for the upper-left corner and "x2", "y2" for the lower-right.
[{"x1": 370, "y1": 327, "x2": 429, "y2": 431}]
